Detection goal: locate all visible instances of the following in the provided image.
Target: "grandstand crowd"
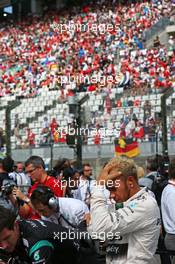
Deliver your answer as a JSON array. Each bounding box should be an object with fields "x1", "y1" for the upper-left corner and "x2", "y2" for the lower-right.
[
  {"x1": 1, "y1": 100, "x2": 175, "y2": 150},
  {"x1": 0, "y1": 0, "x2": 174, "y2": 98},
  {"x1": 0, "y1": 0, "x2": 174, "y2": 149}
]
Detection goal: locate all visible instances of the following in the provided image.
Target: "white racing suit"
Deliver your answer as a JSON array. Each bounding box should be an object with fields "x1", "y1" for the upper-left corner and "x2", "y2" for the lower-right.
[{"x1": 89, "y1": 186, "x2": 161, "y2": 264}]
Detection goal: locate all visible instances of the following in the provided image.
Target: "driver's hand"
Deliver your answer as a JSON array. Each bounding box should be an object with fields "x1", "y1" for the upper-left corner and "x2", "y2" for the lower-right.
[{"x1": 12, "y1": 187, "x2": 26, "y2": 201}]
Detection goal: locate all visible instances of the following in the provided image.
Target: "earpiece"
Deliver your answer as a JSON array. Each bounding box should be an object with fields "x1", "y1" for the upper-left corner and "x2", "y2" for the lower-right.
[{"x1": 48, "y1": 196, "x2": 57, "y2": 209}]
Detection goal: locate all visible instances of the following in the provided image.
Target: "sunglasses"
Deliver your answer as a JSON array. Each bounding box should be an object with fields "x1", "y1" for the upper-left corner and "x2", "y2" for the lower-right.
[{"x1": 25, "y1": 167, "x2": 37, "y2": 174}]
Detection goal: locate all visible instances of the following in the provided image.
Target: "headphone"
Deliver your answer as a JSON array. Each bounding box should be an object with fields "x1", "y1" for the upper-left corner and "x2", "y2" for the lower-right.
[{"x1": 34, "y1": 186, "x2": 58, "y2": 209}]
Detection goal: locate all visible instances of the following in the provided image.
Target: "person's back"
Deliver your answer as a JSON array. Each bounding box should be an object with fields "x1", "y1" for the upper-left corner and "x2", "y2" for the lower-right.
[
  {"x1": 0, "y1": 157, "x2": 14, "y2": 189},
  {"x1": 0, "y1": 217, "x2": 78, "y2": 264},
  {"x1": 161, "y1": 159, "x2": 175, "y2": 251},
  {"x1": 139, "y1": 171, "x2": 158, "y2": 190},
  {"x1": 139, "y1": 155, "x2": 168, "y2": 206},
  {"x1": 0, "y1": 171, "x2": 10, "y2": 188},
  {"x1": 30, "y1": 186, "x2": 89, "y2": 229},
  {"x1": 18, "y1": 219, "x2": 78, "y2": 264},
  {"x1": 161, "y1": 184, "x2": 175, "y2": 236},
  {"x1": 30, "y1": 186, "x2": 102, "y2": 264},
  {"x1": 54, "y1": 197, "x2": 89, "y2": 228}
]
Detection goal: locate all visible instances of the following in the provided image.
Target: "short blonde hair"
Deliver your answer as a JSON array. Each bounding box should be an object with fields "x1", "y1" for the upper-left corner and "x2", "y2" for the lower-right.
[
  {"x1": 137, "y1": 166, "x2": 145, "y2": 179},
  {"x1": 108, "y1": 156, "x2": 138, "y2": 182}
]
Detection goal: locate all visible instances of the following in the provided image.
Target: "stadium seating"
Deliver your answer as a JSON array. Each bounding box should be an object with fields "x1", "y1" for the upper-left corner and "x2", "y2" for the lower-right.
[
  {"x1": 0, "y1": 0, "x2": 174, "y2": 149},
  {"x1": 1, "y1": 87, "x2": 175, "y2": 149}
]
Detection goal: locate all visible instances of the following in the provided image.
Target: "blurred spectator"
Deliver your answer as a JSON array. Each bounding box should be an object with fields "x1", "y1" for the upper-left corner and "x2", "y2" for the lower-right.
[
  {"x1": 26, "y1": 128, "x2": 35, "y2": 147},
  {"x1": 161, "y1": 158, "x2": 175, "y2": 250},
  {"x1": 170, "y1": 119, "x2": 175, "y2": 140},
  {"x1": 134, "y1": 121, "x2": 144, "y2": 140},
  {"x1": 0, "y1": 156, "x2": 13, "y2": 188},
  {"x1": 53, "y1": 130, "x2": 59, "y2": 143},
  {"x1": 40, "y1": 127, "x2": 51, "y2": 145},
  {"x1": 50, "y1": 117, "x2": 58, "y2": 135},
  {"x1": 68, "y1": 169, "x2": 81, "y2": 199},
  {"x1": 119, "y1": 119, "x2": 126, "y2": 139},
  {"x1": 144, "y1": 100, "x2": 152, "y2": 122},
  {"x1": 14, "y1": 114, "x2": 21, "y2": 142},
  {"x1": 59, "y1": 129, "x2": 67, "y2": 143},
  {"x1": 93, "y1": 129, "x2": 101, "y2": 145},
  {"x1": 53, "y1": 158, "x2": 74, "y2": 181},
  {"x1": 125, "y1": 117, "x2": 135, "y2": 138},
  {"x1": 148, "y1": 117, "x2": 156, "y2": 142},
  {"x1": 168, "y1": 35, "x2": 174, "y2": 47},
  {"x1": 116, "y1": 99, "x2": 122, "y2": 108},
  {"x1": 42, "y1": 117, "x2": 49, "y2": 130},
  {"x1": 0, "y1": 128, "x2": 5, "y2": 151},
  {"x1": 139, "y1": 155, "x2": 168, "y2": 206},
  {"x1": 105, "y1": 94, "x2": 111, "y2": 114},
  {"x1": 9, "y1": 162, "x2": 31, "y2": 195},
  {"x1": 78, "y1": 163, "x2": 95, "y2": 208},
  {"x1": 154, "y1": 36, "x2": 160, "y2": 47},
  {"x1": 139, "y1": 155, "x2": 161, "y2": 190}
]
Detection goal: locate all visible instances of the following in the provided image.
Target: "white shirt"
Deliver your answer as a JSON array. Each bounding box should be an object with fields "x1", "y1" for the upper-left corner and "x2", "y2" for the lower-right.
[
  {"x1": 9, "y1": 172, "x2": 31, "y2": 195},
  {"x1": 70, "y1": 188, "x2": 82, "y2": 200},
  {"x1": 89, "y1": 186, "x2": 161, "y2": 264},
  {"x1": 78, "y1": 177, "x2": 96, "y2": 206},
  {"x1": 161, "y1": 183, "x2": 175, "y2": 234},
  {"x1": 42, "y1": 197, "x2": 89, "y2": 229}
]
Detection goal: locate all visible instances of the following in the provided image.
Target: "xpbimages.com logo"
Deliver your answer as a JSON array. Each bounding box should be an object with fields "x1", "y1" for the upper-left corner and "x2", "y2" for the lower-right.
[
  {"x1": 53, "y1": 177, "x2": 120, "y2": 190},
  {"x1": 55, "y1": 125, "x2": 119, "y2": 139},
  {"x1": 53, "y1": 230, "x2": 121, "y2": 243},
  {"x1": 56, "y1": 73, "x2": 119, "y2": 86},
  {"x1": 50, "y1": 21, "x2": 119, "y2": 35}
]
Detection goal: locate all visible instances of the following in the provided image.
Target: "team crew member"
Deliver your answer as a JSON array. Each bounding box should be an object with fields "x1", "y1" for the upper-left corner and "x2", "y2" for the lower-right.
[
  {"x1": 161, "y1": 158, "x2": 175, "y2": 251},
  {"x1": 89, "y1": 156, "x2": 161, "y2": 264},
  {"x1": 11, "y1": 156, "x2": 63, "y2": 219},
  {"x1": 30, "y1": 186, "x2": 90, "y2": 229},
  {"x1": 78, "y1": 163, "x2": 95, "y2": 207},
  {"x1": 0, "y1": 202, "x2": 79, "y2": 264},
  {"x1": 0, "y1": 156, "x2": 13, "y2": 188},
  {"x1": 9, "y1": 162, "x2": 31, "y2": 195}
]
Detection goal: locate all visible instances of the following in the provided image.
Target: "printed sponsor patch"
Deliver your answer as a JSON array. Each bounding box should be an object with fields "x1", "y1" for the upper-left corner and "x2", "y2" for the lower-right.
[
  {"x1": 34, "y1": 250, "x2": 40, "y2": 261},
  {"x1": 129, "y1": 201, "x2": 137, "y2": 209},
  {"x1": 106, "y1": 243, "x2": 128, "y2": 258}
]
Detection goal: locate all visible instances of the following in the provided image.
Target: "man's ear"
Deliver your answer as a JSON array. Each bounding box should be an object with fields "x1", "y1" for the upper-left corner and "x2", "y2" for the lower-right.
[{"x1": 127, "y1": 176, "x2": 134, "y2": 188}]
